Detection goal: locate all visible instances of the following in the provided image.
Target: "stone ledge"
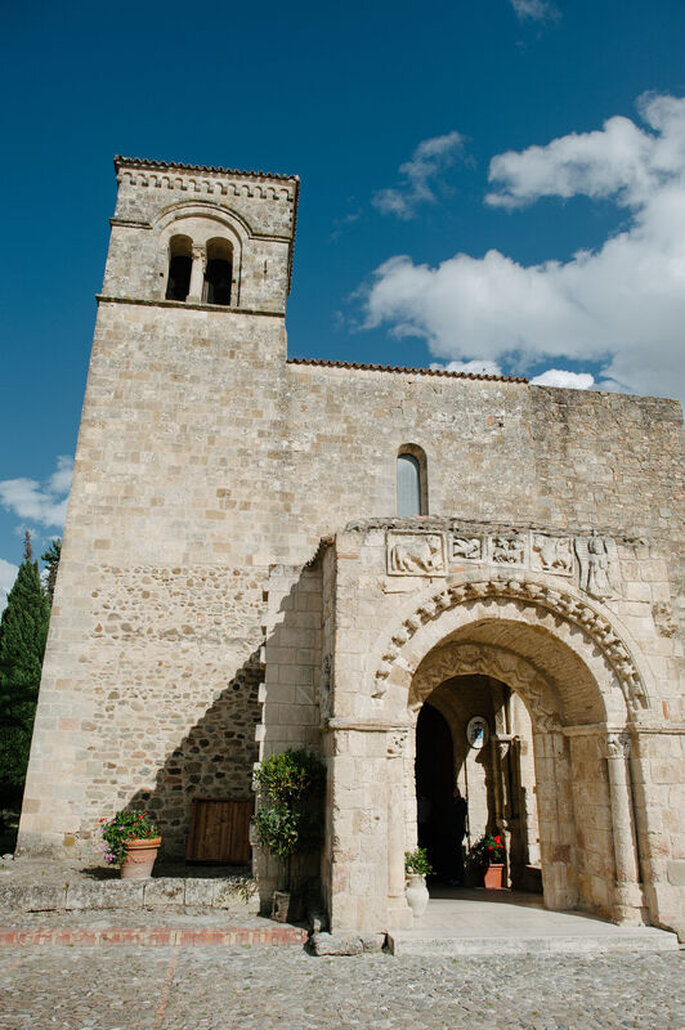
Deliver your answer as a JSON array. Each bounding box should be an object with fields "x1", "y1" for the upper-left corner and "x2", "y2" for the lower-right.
[
  {"x1": 309, "y1": 931, "x2": 387, "y2": 956},
  {"x1": 0, "y1": 878, "x2": 259, "y2": 915}
]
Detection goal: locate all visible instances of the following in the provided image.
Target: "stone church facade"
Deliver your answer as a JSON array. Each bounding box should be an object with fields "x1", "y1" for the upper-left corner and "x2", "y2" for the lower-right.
[{"x1": 18, "y1": 157, "x2": 684, "y2": 937}]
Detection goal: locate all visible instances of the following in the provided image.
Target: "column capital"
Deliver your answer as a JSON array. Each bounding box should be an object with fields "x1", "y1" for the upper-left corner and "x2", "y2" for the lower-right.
[{"x1": 606, "y1": 731, "x2": 631, "y2": 759}]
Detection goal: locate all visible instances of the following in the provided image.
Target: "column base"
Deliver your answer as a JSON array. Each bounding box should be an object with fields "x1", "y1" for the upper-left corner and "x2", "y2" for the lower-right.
[
  {"x1": 613, "y1": 881, "x2": 648, "y2": 925},
  {"x1": 387, "y1": 892, "x2": 414, "y2": 930}
]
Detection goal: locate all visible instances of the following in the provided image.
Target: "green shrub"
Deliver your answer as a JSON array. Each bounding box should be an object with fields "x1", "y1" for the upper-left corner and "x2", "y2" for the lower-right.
[
  {"x1": 253, "y1": 749, "x2": 326, "y2": 864},
  {"x1": 405, "y1": 846, "x2": 434, "y2": 876}
]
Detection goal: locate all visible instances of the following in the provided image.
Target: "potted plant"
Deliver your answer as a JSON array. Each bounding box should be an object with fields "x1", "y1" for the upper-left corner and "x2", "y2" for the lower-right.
[
  {"x1": 99, "y1": 809, "x2": 162, "y2": 879},
  {"x1": 469, "y1": 831, "x2": 507, "y2": 889},
  {"x1": 404, "y1": 846, "x2": 434, "y2": 918},
  {"x1": 252, "y1": 748, "x2": 326, "y2": 921}
]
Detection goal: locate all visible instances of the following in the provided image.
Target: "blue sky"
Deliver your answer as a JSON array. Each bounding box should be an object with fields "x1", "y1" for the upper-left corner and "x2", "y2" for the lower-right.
[{"x1": 1, "y1": 0, "x2": 684, "y2": 602}]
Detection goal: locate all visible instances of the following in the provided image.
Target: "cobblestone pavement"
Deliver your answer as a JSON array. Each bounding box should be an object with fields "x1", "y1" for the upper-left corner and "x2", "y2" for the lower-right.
[{"x1": 0, "y1": 944, "x2": 682, "y2": 1030}]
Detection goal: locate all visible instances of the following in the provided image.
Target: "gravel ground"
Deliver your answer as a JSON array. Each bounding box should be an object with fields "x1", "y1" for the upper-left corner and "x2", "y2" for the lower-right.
[{"x1": 0, "y1": 945, "x2": 682, "y2": 1030}]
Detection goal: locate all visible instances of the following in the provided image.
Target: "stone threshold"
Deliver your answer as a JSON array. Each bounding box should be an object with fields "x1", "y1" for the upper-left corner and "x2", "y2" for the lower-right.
[
  {"x1": 387, "y1": 926, "x2": 681, "y2": 957},
  {"x1": 0, "y1": 877, "x2": 258, "y2": 914},
  {"x1": 0, "y1": 926, "x2": 307, "y2": 947}
]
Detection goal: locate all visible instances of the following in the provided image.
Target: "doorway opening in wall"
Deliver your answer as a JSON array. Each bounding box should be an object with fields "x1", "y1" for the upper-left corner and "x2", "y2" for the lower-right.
[{"x1": 414, "y1": 675, "x2": 543, "y2": 895}]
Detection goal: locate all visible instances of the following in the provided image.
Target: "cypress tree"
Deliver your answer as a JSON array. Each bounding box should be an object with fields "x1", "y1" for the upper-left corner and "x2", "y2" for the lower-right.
[
  {"x1": 0, "y1": 533, "x2": 51, "y2": 808},
  {"x1": 40, "y1": 538, "x2": 62, "y2": 605}
]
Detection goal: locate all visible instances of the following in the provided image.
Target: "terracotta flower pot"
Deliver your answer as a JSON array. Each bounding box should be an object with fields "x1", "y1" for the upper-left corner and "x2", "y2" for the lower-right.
[
  {"x1": 483, "y1": 862, "x2": 506, "y2": 889},
  {"x1": 120, "y1": 836, "x2": 162, "y2": 879}
]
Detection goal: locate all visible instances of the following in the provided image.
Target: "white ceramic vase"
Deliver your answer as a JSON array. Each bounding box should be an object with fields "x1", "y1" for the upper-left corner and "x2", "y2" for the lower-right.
[{"x1": 405, "y1": 872, "x2": 429, "y2": 918}]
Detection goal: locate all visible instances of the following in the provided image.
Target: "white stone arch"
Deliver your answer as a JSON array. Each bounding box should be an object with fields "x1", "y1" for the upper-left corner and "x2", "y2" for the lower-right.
[
  {"x1": 371, "y1": 576, "x2": 653, "y2": 724},
  {"x1": 368, "y1": 577, "x2": 651, "y2": 924}
]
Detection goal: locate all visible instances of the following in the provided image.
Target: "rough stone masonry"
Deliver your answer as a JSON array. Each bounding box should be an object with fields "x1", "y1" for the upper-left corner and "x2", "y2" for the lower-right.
[{"x1": 17, "y1": 156, "x2": 684, "y2": 937}]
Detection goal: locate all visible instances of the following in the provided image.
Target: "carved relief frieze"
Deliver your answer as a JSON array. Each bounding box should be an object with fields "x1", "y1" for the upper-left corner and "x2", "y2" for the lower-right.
[
  {"x1": 384, "y1": 526, "x2": 597, "y2": 586},
  {"x1": 387, "y1": 532, "x2": 445, "y2": 576},
  {"x1": 531, "y1": 534, "x2": 573, "y2": 576},
  {"x1": 450, "y1": 535, "x2": 484, "y2": 562},
  {"x1": 489, "y1": 533, "x2": 527, "y2": 567}
]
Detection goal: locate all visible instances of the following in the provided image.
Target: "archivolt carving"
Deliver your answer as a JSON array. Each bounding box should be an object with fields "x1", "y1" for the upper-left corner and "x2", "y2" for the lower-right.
[
  {"x1": 373, "y1": 578, "x2": 647, "y2": 713},
  {"x1": 410, "y1": 643, "x2": 560, "y2": 731}
]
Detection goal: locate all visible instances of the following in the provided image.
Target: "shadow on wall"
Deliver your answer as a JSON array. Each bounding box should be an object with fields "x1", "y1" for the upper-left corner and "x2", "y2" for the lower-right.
[
  {"x1": 92, "y1": 560, "x2": 324, "y2": 887},
  {"x1": 126, "y1": 650, "x2": 262, "y2": 859}
]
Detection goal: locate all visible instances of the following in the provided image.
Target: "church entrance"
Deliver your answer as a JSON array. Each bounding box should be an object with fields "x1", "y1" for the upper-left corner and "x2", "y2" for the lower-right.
[
  {"x1": 399, "y1": 601, "x2": 646, "y2": 925},
  {"x1": 415, "y1": 703, "x2": 454, "y2": 880},
  {"x1": 414, "y1": 676, "x2": 541, "y2": 892}
]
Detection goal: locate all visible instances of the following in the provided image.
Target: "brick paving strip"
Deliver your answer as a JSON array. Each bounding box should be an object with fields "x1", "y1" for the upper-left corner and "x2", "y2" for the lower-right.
[
  {"x1": 152, "y1": 949, "x2": 178, "y2": 1030},
  {"x1": 0, "y1": 925, "x2": 308, "y2": 946}
]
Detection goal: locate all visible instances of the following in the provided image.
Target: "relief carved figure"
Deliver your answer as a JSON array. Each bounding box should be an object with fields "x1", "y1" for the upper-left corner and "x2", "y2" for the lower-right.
[
  {"x1": 575, "y1": 533, "x2": 618, "y2": 600},
  {"x1": 451, "y1": 536, "x2": 483, "y2": 561},
  {"x1": 606, "y1": 731, "x2": 631, "y2": 760},
  {"x1": 531, "y1": 534, "x2": 573, "y2": 575},
  {"x1": 387, "y1": 729, "x2": 408, "y2": 758},
  {"x1": 490, "y1": 534, "x2": 525, "y2": 566},
  {"x1": 388, "y1": 533, "x2": 445, "y2": 576}
]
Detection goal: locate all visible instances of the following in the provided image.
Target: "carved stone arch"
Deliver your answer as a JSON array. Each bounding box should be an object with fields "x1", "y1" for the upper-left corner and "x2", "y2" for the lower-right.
[
  {"x1": 154, "y1": 202, "x2": 248, "y2": 305},
  {"x1": 154, "y1": 200, "x2": 254, "y2": 241},
  {"x1": 410, "y1": 642, "x2": 562, "y2": 731},
  {"x1": 371, "y1": 577, "x2": 650, "y2": 721}
]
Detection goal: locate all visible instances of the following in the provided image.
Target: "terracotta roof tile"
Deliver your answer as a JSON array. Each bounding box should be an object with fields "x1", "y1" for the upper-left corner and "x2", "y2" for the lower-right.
[
  {"x1": 286, "y1": 357, "x2": 528, "y2": 384},
  {"x1": 113, "y1": 155, "x2": 299, "y2": 183}
]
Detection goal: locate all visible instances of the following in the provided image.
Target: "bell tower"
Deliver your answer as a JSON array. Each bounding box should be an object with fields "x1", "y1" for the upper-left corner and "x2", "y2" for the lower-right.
[
  {"x1": 103, "y1": 156, "x2": 299, "y2": 315},
  {"x1": 18, "y1": 158, "x2": 300, "y2": 856}
]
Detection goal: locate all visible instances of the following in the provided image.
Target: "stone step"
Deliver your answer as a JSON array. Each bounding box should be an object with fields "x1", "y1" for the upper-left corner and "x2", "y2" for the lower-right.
[
  {"x1": 0, "y1": 877, "x2": 258, "y2": 914},
  {"x1": 387, "y1": 926, "x2": 681, "y2": 957}
]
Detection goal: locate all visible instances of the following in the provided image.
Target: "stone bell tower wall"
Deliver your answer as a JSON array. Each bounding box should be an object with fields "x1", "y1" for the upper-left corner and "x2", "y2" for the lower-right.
[{"x1": 17, "y1": 156, "x2": 684, "y2": 870}]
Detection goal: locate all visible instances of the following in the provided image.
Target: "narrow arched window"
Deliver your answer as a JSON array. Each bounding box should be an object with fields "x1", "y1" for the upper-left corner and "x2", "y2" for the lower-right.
[
  {"x1": 203, "y1": 238, "x2": 232, "y2": 305},
  {"x1": 397, "y1": 446, "x2": 428, "y2": 516},
  {"x1": 165, "y1": 235, "x2": 193, "y2": 301}
]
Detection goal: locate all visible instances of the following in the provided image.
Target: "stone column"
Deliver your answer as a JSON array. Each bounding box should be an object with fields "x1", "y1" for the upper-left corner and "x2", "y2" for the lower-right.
[
  {"x1": 187, "y1": 246, "x2": 205, "y2": 303},
  {"x1": 386, "y1": 729, "x2": 413, "y2": 930},
  {"x1": 535, "y1": 728, "x2": 578, "y2": 910},
  {"x1": 605, "y1": 732, "x2": 645, "y2": 923}
]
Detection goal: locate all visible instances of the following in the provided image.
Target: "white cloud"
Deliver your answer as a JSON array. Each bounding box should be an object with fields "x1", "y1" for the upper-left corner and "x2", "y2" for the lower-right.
[
  {"x1": 363, "y1": 95, "x2": 685, "y2": 404},
  {"x1": 372, "y1": 131, "x2": 465, "y2": 220},
  {"x1": 0, "y1": 455, "x2": 73, "y2": 529},
  {"x1": 0, "y1": 558, "x2": 18, "y2": 610},
  {"x1": 529, "y1": 369, "x2": 595, "y2": 389},
  {"x1": 510, "y1": 0, "x2": 558, "y2": 22}
]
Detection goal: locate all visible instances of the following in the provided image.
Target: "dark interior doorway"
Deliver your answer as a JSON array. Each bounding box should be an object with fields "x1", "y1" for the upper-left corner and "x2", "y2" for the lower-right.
[{"x1": 415, "y1": 702, "x2": 454, "y2": 879}]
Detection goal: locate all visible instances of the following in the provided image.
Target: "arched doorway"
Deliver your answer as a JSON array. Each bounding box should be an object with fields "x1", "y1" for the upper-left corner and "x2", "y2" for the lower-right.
[
  {"x1": 371, "y1": 580, "x2": 650, "y2": 928},
  {"x1": 415, "y1": 674, "x2": 542, "y2": 891},
  {"x1": 323, "y1": 575, "x2": 659, "y2": 934},
  {"x1": 415, "y1": 703, "x2": 454, "y2": 879}
]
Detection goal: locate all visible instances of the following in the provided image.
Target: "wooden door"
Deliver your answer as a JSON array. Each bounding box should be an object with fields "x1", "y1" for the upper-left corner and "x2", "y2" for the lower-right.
[{"x1": 186, "y1": 798, "x2": 253, "y2": 864}]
